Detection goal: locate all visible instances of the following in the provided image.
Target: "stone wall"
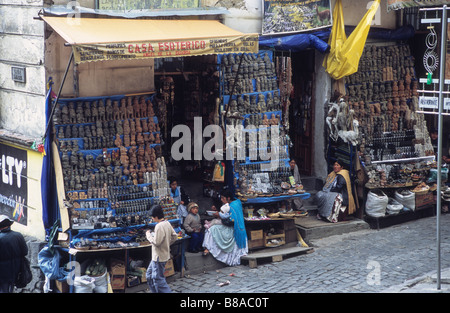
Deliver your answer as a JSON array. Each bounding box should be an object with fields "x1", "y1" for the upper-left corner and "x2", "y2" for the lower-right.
[
  {"x1": 14, "y1": 237, "x2": 47, "y2": 293},
  {"x1": 0, "y1": 0, "x2": 46, "y2": 139}
]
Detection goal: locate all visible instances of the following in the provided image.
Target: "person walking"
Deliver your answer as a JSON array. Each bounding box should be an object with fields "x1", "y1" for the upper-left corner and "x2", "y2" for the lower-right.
[
  {"x1": 145, "y1": 206, "x2": 178, "y2": 293},
  {"x1": 0, "y1": 215, "x2": 28, "y2": 293}
]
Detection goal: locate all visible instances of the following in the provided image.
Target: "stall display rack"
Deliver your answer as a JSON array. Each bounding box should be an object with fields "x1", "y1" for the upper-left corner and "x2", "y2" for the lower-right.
[
  {"x1": 52, "y1": 93, "x2": 173, "y2": 248},
  {"x1": 217, "y1": 51, "x2": 311, "y2": 253}
]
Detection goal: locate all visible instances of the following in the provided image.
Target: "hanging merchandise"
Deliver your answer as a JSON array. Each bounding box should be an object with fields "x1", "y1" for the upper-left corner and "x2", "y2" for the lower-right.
[
  {"x1": 346, "y1": 43, "x2": 436, "y2": 190},
  {"x1": 323, "y1": 0, "x2": 380, "y2": 80},
  {"x1": 218, "y1": 51, "x2": 310, "y2": 227},
  {"x1": 213, "y1": 162, "x2": 225, "y2": 182},
  {"x1": 276, "y1": 55, "x2": 292, "y2": 129},
  {"x1": 158, "y1": 76, "x2": 174, "y2": 145}
]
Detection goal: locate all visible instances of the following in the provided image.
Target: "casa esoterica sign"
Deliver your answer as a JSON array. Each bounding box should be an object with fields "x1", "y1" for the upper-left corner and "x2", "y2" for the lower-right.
[
  {"x1": 73, "y1": 36, "x2": 259, "y2": 63},
  {"x1": 41, "y1": 17, "x2": 259, "y2": 64}
]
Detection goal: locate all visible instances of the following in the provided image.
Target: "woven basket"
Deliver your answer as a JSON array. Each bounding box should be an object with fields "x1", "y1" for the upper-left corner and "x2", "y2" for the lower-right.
[{"x1": 412, "y1": 188, "x2": 429, "y2": 195}]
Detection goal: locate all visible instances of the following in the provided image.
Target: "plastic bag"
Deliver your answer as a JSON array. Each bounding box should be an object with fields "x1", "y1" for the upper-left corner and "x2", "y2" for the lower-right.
[
  {"x1": 323, "y1": 0, "x2": 380, "y2": 80},
  {"x1": 395, "y1": 189, "x2": 415, "y2": 211},
  {"x1": 93, "y1": 270, "x2": 108, "y2": 293},
  {"x1": 427, "y1": 167, "x2": 448, "y2": 182},
  {"x1": 386, "y1": 198, "x2": 403, "y2": 215},
  {"x1": 365, "y1": 189, "x2": 388, "y2": 217},
  {"x1": 38, "y1": 246, "x2": 69, "y2": 281},
  {"x1": 74, "y1": 276, "x2": 95, "y2": 293}
]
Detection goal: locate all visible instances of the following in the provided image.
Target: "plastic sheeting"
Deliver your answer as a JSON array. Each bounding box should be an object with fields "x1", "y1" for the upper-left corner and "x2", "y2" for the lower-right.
[
  {"x1": 258, "y1": 25, "x2": 414, "y2": 54},
  {"x1": 43, "y1": 6, "x2": 230, "y2": 18},
  {"x1": 259, "y1": 31, "x2": 330, "y2": 53},
  {"x1": 38, "y1": 246, "x2": 69, "y2": 281}
]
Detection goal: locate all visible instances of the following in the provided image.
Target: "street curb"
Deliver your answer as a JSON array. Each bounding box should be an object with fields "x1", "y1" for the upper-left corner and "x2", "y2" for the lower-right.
[{"x1": 382, "y1": 268, "x2": 450, "y2": 293}]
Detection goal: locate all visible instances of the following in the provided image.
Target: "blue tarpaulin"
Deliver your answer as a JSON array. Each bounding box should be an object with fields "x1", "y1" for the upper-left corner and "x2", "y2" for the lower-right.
[
  {"x1": 258, "y1": 25, "x2": 415, "y2": 53},
  {"x1": 259, "y1": 31, "x2": 331, "y2": 53},
  {"x1": 38, "y1": 246, "x2": 69, "y2": 281}
]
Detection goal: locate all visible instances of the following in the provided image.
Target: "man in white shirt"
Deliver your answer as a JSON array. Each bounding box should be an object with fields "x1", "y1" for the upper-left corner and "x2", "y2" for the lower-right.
[{"x1": 146, "y1": 205, "x2": 178, "y2": 293}]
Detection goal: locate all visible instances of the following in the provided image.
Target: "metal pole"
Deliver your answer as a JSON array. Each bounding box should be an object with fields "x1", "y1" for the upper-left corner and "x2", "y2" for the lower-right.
[
  {"x1": 43, "y1": 50, "x2": 74, "y2": 140},
  {"x1": 436, "y1": 4, "x2": 447, "y2": 291}
]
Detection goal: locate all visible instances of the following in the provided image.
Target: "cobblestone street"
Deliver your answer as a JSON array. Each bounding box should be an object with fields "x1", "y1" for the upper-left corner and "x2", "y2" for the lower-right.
[{"x1": 169, "y1": 214, "x2": 450, "y2": 293}]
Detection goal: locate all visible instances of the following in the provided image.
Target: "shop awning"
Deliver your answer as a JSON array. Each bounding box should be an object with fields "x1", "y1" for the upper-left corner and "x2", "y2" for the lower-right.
[
  {"x1": 42, "y1": 16, "x2": 259, "y2": 64},
  {"x1": 388, "y1": 0, "x2": 449, "y2": 11}
]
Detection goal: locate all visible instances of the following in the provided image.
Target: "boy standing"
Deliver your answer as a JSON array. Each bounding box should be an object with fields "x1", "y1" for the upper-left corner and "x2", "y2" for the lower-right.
[
  {"x1": 183, "y1": 202, "x2": 204, "y2": 253},
  {"x1": 146, "y1": 205, "x2": 178, "y2": 293}
]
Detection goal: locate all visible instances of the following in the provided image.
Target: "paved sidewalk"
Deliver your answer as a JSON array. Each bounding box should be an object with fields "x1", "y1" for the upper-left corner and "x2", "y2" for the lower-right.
[{"x1": 166, "y1": 214, "x2": 450, "y2": 293}]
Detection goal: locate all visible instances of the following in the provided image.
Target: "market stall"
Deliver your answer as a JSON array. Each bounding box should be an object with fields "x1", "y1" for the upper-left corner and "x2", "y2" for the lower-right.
[
  {"x1": 40, "y1": 14, "x2": 259, "y2": 292},
  {"x1": 326, "y1": 41, "x2": 439, "y2": 226},
  {"x1": 215, "y1": 50, "x2": 312, "y2": 251}
]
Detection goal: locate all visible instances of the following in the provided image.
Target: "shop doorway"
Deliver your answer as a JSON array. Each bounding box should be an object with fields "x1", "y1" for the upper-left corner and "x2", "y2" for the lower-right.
[
  {"x1": 288, "y1": 50, "x2": 315, "y2": 176},
  {"x1": 154, "y1": 55, "x2": 223, "y2": 209}
]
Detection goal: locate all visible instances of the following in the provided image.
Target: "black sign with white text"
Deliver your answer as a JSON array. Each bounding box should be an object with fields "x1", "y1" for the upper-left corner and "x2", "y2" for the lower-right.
[{"x1": 0, "y1": 143, "x2": 27, "y2": 225}]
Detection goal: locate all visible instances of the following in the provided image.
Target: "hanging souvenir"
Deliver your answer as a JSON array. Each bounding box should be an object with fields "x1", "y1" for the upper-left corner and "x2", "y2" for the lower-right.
[{"x1": 212, "y1": 161, "x2": 225, "y2": 182}]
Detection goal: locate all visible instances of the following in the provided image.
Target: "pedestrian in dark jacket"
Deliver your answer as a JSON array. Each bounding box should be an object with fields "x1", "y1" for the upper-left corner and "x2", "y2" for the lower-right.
[{"x1": 0, "y1": 215, "x2": 28, "y2": 293}]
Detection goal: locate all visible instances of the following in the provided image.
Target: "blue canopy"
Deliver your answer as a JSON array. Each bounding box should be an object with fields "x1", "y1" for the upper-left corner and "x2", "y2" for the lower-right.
[{"x1": 259, "y1": 25, "x2": 415, "y2": 53}]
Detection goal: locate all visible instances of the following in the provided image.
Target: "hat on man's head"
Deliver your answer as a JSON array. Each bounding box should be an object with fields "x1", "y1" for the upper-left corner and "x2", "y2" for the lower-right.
[{"x1": 0, "y1": 215, "x2": 14, "y2": 228}]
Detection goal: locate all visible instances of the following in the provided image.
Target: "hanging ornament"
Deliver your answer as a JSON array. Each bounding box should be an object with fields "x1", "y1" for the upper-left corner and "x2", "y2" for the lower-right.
[
  {"x1": 423, "y1": 25, "x2": 439, "y2": 85},
  {"x1": 37, "y1": 143, "x2": 46, "y2": 156}
]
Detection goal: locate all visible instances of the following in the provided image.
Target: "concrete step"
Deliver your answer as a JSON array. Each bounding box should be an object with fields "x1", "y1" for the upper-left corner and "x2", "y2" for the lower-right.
[
  {"x1": 183, "y1": 251, "x2": 226, "y2": 276},
  {"x1": 241, "y1": 242, "x2": 314, "y2": 268},
  {"x1": 295, "y1": 216, "x2": 370, "y2": 242},
  {"x1": 294, "y1": 176, "x2": 371, "y2": 242}
]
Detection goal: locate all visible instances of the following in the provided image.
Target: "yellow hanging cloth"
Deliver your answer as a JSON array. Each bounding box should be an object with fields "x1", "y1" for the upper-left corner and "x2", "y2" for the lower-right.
[{"x1": 323, "y1": 0, "x2": 380, "y2": 80}]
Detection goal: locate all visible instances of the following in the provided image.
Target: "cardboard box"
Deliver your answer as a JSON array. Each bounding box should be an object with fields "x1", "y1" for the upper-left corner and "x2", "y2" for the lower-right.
[
  {"x1": 110, "y1": 259, "x2": 126, "y2": 275},
  {"x1": 55, "y1": 279, "x2": 69, "y2": 293},
  {"x1": 415, "y1": 192, "x2": 435, "y2": 210},
  {"x1": 136, "y1": 267, "x2": 147, "y2": 283},
  {"x1": 110, "y1": 274, "x2": 125, "y2": 290},
  {"x1": 164, "y1": 259, "x2": 175, "y2": 277}
]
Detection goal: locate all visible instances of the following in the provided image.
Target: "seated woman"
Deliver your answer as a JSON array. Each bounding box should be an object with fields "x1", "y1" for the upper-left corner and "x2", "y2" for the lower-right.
[
  {"x1": 202, "y1": 189, "x2": 248, "y2": 266},
  {"x1": 204, "y1": 202, "x2": 230, "y2": 229},
  {"x1": 287, "y1": 158, "x2": 306, "y2": 213},
  {"x1": 315, "y1": 160, "x2": 356, "y2": 223}
]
